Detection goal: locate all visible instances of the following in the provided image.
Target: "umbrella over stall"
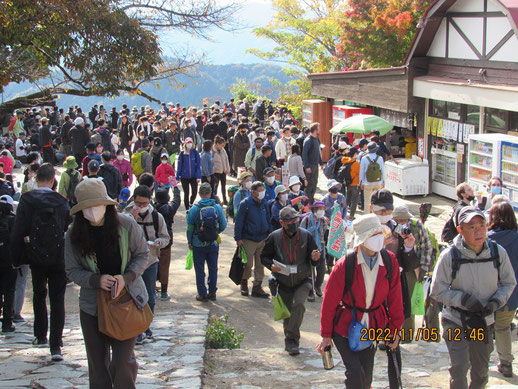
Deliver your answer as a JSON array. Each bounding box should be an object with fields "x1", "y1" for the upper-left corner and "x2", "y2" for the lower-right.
[{"x1": 329, "y1": 114, "x2": 393, "y2": 136}]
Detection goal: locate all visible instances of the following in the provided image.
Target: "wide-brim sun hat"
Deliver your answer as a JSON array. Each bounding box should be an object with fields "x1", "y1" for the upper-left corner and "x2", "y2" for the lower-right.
[
  {"x1": 327, "y1": 179, "x2": 341, "y2": 190},
  {"x1": 70, "y1": 179, "x2": 118, "y2": 215},
  {"x1": 311, "y1": 201, "x2": 327, "y2": 209},
  {"x1": 392, "y1": 203, "x2": 413, "y2": 219},
  {"x1": 63, "y1": 156, "x2": 78, "y2": 170},
  {"x1": 352, "y1": 214, "x2": 389, "y2": 248},
  {"x1": 288, "y1": 176, "x2": 301, "y2": 187}
]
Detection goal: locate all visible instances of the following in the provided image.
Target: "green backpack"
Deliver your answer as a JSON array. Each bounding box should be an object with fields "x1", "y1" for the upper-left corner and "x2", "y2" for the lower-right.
[
  {"x1": 365, "y1": 156, "x2": 382, "y2": 183},
  {"x1": 226, "y1": 185, "x2": 241, "y2": 219},
  {"x1": 131, "y1": 151, "x2": 145, "y2": 176}
]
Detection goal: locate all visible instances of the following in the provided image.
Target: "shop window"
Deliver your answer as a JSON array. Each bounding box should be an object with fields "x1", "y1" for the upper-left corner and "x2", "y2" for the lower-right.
[
  {"x1": 447, "y1": 102, "x2": 461, "y2": 121},
  {"x1": 430, "y1": 100, "x2": 447, "y2": 118},
  {"x1": 466, "y1": 105, "x2": 480, "y2": 125},
  {"x1": 510, "y1": 111, "x2": 518, "y2": 132},
  {"x1": 485, "y1": 108, "x2": 507, "y2": 131}
]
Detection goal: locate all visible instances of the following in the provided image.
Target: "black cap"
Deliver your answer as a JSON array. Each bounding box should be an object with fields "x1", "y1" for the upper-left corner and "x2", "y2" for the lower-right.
[
  {"x1": 370, "y1": 189, "x2": 394, "y2": 210},
  {"x1": 456, "y1": 206, "x2": 487, "y2": 227},
  {"x1": 263, "y1": 167, "x2": 275, "y2": 176}
]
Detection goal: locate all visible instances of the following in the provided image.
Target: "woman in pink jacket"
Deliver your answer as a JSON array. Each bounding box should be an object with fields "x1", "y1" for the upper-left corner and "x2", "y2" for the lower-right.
[
  {"x1": 113, "y1": 149, "x2": 133, "y2": 188},
  {"x1": 155, "y1": 152, "x2": 175, "y2": 188}
]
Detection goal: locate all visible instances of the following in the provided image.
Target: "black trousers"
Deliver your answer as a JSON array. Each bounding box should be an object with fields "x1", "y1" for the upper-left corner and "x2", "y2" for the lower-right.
[
  {"x1": 180, "y1": 177, "x2": 198, "y2": 209},
  {"x1": 333, "y1": 333, "x2": 376, "y2": 389},
  {"x1": 80, "y1": 310, "x2": 138, "y2": 389},
  {"x1": 201, "y1": 174, "x2": 216, "y2": 198},
  {"x1": 213, "y1": 172, "x2": 227, "y2": 202},
  {"x1": 31, "y1": 264, "x2": 66, "y2": 347},
  {"x1": 42, "y1": 146, "x2": 55, "y2": 164},
  {"x1": 0, "y1": 267, "x2": 17, "y2": 328}
]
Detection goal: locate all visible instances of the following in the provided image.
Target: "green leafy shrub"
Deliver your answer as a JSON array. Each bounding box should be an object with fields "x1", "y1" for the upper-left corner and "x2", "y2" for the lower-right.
[{"x1": 206, "y1": 314, "x2": 244, "y2": 350}]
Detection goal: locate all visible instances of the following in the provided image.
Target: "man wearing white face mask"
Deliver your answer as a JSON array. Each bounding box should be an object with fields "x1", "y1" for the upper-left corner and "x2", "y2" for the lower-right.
[
  {"x1": 232, "y1": 171, "x2": 252, "y2": 219},
  {"x1": 271, "y1": 185, "x2": 289, "y2": 230},
  {"x1": 300, "y1": 201, "x2": 329, "y2": 301},
  {"x1": 234, "y1": 181, "x2": 272, "y2": 298},
  {"x1": 262, "y1": 167, "x2": 281, "y2": 202},
  {"x1": 11, "y1": 163, "x2": 72, "y2": 361}
]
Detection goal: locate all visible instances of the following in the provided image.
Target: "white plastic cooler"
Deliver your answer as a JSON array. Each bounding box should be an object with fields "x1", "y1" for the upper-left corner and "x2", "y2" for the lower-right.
[{"x1": 385, "y1": 158, "x2": 430, "y2": 197}]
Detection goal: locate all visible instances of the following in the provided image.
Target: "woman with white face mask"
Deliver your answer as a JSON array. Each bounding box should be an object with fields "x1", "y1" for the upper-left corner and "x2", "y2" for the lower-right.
[
  {"x1": 65, "y1": 179, "x2": 150, "y2": 389},
  {"x1": 288, "y1": 176, "x2": 310, "y2": 213},
  {"x1": 299, "y1": 201, "x2": 329, "y2": 301},
  {"x1": 232, "y1": 171, "x2": 253, "y2": 219},
  {"x1": 176, "y1": 137, "x2": 201, "y2": 210},
  {"x1": 317, "y1": 214, "x2": 405, "y2": 389},
  {"x1": 270, "y1": 185, "x2": 289, "y2": 230},
  {"x1": 113, "y1": 149, "x2": 133, "y2": 188}
]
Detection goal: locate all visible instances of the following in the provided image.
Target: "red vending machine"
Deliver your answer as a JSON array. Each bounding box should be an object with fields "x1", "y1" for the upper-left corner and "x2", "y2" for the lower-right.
[
  {"x1": 332, "y1": 105, "x2": 372, "y2": 144},
  {"x1": 302, "y1": 99, "x2": 332, "y2": 161}
]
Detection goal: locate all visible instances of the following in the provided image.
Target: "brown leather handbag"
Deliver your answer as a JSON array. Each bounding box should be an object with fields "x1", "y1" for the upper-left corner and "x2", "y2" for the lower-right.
[{"x1": 97, "y1": 288, "x2": 153, "y2": 341}]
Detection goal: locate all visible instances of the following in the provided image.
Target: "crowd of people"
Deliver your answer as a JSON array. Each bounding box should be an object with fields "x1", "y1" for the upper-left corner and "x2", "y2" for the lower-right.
[{"x1": 0, "y1": 100, "x2": 517, "y2": 389}]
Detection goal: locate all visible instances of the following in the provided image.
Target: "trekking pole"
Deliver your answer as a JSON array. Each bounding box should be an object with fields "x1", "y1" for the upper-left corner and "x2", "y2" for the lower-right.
[
  {"x1": 390, "y1": 349, "x2": 404, "y2": 389},
  {"x1": 311, "y1": 265, "x2": 316, "y2": 296}
]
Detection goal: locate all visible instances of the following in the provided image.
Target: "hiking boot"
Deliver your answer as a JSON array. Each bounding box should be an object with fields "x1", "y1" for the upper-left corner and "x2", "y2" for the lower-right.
[
  {"x1": 208, "y1": 293, "x2": 217, "y2": 301},
  {"x1": 251, "y1": 285, "x2": 269, "y2": 298},
  {"x1": 145, "y1": 329, "x2": 153, "y2": 339},
  {"x1": 32, "y1": 337, "x2": 48, "y2": 346},
  {"x1": 136, "y1": 333, "x2": 146, "y2": 345},
  {"x1": 2, "y1": 324, "x2": 15, "y2": 333},
  {"x1": 498, "y1": 362, "x2": 513, "y2": 377},
  {"x1": 50, "y1": 346, "x2": 64, "y2": 362},
  {"x1": 160, "y1": 292, "x2": 171, "y2": 300},
  {"x1": 307, "y1": 290, "x2": 315, "y2": 302},
  {"x1": 240, "y1": 280, "x2": 249, "y2": 296},
  {"x1": 196, "y1": 295, "x2": 208, "y2": 302},
  {"x1": 315, "y1": 286, "x2": 323, "y2": 297},
  {"x1": 285, "y1": 340, "x2": 300, "y2": 356},
  {"x1": 13, "y1": 315, "x2": 25, "y2": 323}
]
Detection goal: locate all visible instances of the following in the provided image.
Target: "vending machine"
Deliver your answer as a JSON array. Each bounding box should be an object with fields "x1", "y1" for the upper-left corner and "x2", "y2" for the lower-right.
[
  {"x1": 501, "y1": 140, "x2": 518, "y2": 210},
  {"x1": 302, "y1": 99, "x2": 332, "y2": 161},
  {"x1": 468, "y1": 134, "x2": 518, "y2": 210},
  {"x1": 332, "y1": 105, "x2": 372, "y2": 144}
]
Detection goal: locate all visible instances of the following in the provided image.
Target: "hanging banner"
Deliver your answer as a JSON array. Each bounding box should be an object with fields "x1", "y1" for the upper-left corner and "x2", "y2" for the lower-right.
[
  {"x1": 418, "y1": 137, "x2": 425, "y2": 158},
  {"x1": 326, "y1": 205, "x2": 347, "y2": 259}
]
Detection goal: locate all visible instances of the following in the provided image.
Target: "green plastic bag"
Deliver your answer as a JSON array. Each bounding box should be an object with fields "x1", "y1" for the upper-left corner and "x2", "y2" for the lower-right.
[
  {"x1": 169, "y1": 153, "x2": 176, "y2": 165},
  {"x1": 273, "y1": 294, "x2": 291, "y2": 321},
  {"x1": 411, "y1": 281, "x2": 425, "y2": 315},
  {"x1": 240, "y1": 244, "x2": 247, "y2": 264},
  {"x1": 185, "y1": 250, "x2": 193, "y2": 270}
]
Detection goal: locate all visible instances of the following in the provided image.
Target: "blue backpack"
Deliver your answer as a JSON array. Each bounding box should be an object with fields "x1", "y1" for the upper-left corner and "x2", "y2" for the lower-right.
[
  {"x1": 323, "y1": 155, "x2": 337, "y2": 179},
  {"x1": 197, "y1": 205, "x2": 219, "y2": 243}
]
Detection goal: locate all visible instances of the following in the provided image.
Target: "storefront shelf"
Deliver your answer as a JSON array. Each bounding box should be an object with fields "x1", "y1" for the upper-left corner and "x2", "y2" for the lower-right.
[
  {"x1": 503, "y1": 159, "x2": 518, "y2": 165},
  {"x1": 471, "y1": 150, "x2": 493, "y2": 157},
  {"x1": 470, "y1": 163, "x2": 492, "y2": 171},
  {"x1": 503, "y1": 170, "x2": 518, "y2": 177}
]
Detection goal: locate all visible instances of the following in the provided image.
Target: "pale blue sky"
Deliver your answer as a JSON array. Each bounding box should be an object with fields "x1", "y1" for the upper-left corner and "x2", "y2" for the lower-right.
[{"x1": 160, "y1": 1, "x2": 275, "y2": 65}]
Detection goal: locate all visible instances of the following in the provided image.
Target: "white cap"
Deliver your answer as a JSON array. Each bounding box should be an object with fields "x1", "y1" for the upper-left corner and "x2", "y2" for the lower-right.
[
  {"x1": 352, "y1": 214, "x2": 388, "y2": 248},
  {"x1": 289, "y1": 176, "x2": 301, "y2": 187},
  {"x1": 339, "y1": 141, "x2": 348, "y2": 150},
  {"x1": 74, "y1": 117, "x2": 84, "y2": 125}
]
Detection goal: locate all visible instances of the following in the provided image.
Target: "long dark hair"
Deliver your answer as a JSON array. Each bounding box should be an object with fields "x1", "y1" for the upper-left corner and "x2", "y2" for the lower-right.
[
  {"x1": 489, "y1": 202, "x2": 518, "y2": 231},
  {"x1": 70, "y1": 205, "x2": 120, "y2": 256}
]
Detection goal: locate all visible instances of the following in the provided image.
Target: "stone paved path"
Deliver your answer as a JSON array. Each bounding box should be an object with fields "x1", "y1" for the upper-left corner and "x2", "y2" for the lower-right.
[{"x1": 0, "y1": 309, "x2": 208, "y2": 389}]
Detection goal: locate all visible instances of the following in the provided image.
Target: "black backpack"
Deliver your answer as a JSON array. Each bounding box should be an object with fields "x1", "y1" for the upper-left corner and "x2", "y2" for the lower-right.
[
  {"x1": 450, "y1": 239, "x2": 500, "y2": 282},
  {"x1": 197, "y1": 204, "x2": 219, "y2": 243},
  {"x1": 337, "y1": 161, "x2": 354, "y2": 186},
  {"x1": 99, "y1": 166, "x2": 119, "y2": 199},
  {"x1": 0, "y1": 213, "x2": 14, "y2": 267},
  {"x1": 26, "y1": 207, "x2": 66, "y2": 266},
  {"x1": 344, "y1": 248, "x2": 393, "y2": 295},
  {"x1": 65, "y1": 169, "x2": 80, "y2": 207},
  {"x1": 137, "y1": 210, "x2": 159, "y2": 241}
]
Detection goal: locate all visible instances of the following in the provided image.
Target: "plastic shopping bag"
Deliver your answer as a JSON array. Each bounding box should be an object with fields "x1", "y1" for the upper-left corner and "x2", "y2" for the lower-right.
[
  {"x1": 185, "y1": 250, "x2": 193, "y2": 270},
  {"x1": 273, "y1": 294, "x2": 291, "y2": 321},
  {"x1": 411, "y1": 281, "x2": 425, "y2": 316},
  {"x1": 240, "y1": 244, "x2": 247, "y2": 264}
]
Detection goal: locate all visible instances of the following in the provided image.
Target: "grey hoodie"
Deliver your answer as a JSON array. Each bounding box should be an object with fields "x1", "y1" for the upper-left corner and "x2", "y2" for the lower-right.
[
  {"x1": 430, "y1": 235, "x2": 516, "y2": 326},
  {"x1": 65, "y1": 214, "x2": 150, "y2": 316}
]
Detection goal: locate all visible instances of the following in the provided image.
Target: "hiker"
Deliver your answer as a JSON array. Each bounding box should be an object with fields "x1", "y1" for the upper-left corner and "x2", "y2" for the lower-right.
[
  {"x1": 124, "y1": 185, "x2": 169, "y2": 344},
  {"x1": 302, "y1": 123, "x2": 323, "y2": 203},
  {"x1": 275, "y1": 127, "x2": 296, "y2": 166},
  {"x1": 131, "y1": 138, "x2": 152, "y2": 180},
  {"x1": 262, "y1": 167, "x2": 281, "y2": 202},
  {"x1": 441, "y1": 182, "x2": 475, "y2": 244},
  {"x1": 0, "y1": 195, "x2": 16, "y2": 333},
  {"x1": 359, "y1": 142, "x2": 385, "y2": 212},
  {"x1": 154, "y1": 183, "x2": 181, "y2": 300},
  {"x1": 487, "y1": 201, "x2": 518, "y2": 377},
  {"x1": 317, "y1": 214, "x2": 404, "y2": 389},
  {"x1": 98, "y1": 151, "x2": 123, "y2": 200},
  {"x1": 65, "y1": 179, "x2": 149, "y2": 389},
  {"x1": 338, "y1": 147, "x2": 360, "y2": 219},
  {"x1": 232, "y1": 123, "x2": 250, "y2": 173},
  {"x1": 231, "y1": 171, "x2": 252, "y2": 219},
  {"x1": 245, "y1": 137, "x2": 263, "y2": 179},
  {"x1": 287, "y1": 144, "x2": 307, "y2": 190},
  {"x1": 58, "y1": 156, "x2": 81, "y2": 206},
  {"x1": 113, "y1": 149, "x2": 133, "y2": 188},
  {"x1": 213, "y1": 135, "x2": 230, "y2": 204},
  {"x1": 186, "y1": 183, "x2": 227, "y2": 302},
  {"x1": 176, "y1": 137, "x2": 201, "y2": 210},
  {"x1": 234, "y1": 181, "x2": 272, "y2": 298},
  {"x1": 155, "y1": 153, "x2": 175, "y2": 189},
  {"x1": 11, "y1": 163, "x2": 72, "y2": 361},
  {"x1": 288, "y1": 176, "x2": 310, "y2": 213},
  {"x1": 261, "y1": 207, "x2": 320, "y2": 355},
  {"x1": 322, "y1": 179, "x2": 347, "y2": 219},
  {"x1": 431, "y1": 206, "x2": 516, "y2": 389},
  {"x1": 299, "y1": 201, "x2": 329, "y2": 302},
  {"x1": 270, "y1": 185, "x2": 289, "y2": 231}
]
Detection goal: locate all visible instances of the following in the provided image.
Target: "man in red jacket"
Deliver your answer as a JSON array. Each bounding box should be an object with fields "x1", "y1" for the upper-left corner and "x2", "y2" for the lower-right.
[{"x1": 317, "y1": 214, "x2": 404, "y2": 389}]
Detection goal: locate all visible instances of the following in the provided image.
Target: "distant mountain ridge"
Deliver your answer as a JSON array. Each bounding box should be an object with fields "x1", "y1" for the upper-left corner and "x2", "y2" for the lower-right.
[{"x1": 2, "y1": 64, "x2": 292, "y2": 111}]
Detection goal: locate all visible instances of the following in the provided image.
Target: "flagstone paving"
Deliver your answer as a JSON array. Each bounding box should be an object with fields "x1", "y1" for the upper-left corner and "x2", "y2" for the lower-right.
[{"x1": 0, "y1": 310, "x2": 208, "y2": 389}]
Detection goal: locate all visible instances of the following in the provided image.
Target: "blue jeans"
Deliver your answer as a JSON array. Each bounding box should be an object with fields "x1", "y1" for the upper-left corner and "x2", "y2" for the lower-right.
[
  {"x1": 141, "y1": 262, "x2": 158, "y2": 313},
  {"x1": 193, "y1": 245, "x2": 219, "y2": 297}
]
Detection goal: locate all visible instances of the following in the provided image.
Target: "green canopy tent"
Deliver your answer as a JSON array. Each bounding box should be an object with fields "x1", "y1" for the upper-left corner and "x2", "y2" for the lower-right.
[{"x1": 330, "y1": 114, "x2": 393, "y2": 136}]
